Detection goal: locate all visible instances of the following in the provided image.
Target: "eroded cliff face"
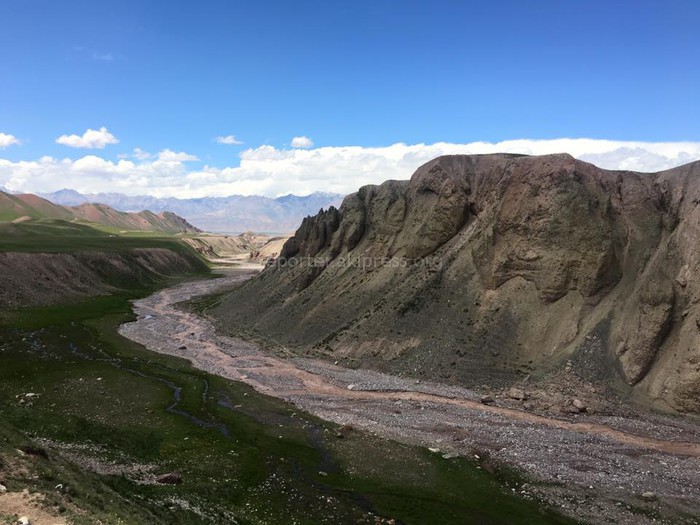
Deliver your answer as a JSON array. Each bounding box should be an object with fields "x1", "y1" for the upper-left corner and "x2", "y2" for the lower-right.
[{"x1": 214, "y1": 153, "x2": 700, "y2": 414}]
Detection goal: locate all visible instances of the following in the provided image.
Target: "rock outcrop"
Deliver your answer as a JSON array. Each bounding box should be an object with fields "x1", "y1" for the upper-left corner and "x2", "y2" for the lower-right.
[{"x1": 213, "y1": 153, "x2": 700, "y2": 415}]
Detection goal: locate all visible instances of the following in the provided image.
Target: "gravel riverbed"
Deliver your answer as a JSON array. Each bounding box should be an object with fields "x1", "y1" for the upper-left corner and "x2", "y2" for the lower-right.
[{"x1": 119, "y1": 270, "x2": 700, "y2": 525}]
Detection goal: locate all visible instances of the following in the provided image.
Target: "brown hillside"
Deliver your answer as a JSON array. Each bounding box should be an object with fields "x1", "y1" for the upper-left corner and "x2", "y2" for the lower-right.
[
  {"x1": 212, "y1": 153, "x2": 700, "y2": 415},
  {"x1": 70, "y1": 203, "x2": 200, "y2": 233},
  {"x1": 0, "y1": 190, "x2": 199, "y2": 233},
  {"x1": 0, "y1": 192, "x2": 73, "y2": 220}
]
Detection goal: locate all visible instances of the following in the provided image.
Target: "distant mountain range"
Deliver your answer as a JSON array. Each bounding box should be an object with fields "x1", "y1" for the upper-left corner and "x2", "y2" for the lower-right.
[
  {"x1": 0, "y1": 190, "x2": 199, "y2": 234},
  {"x1": 38, "y1": 189, "x2": 345, "y2": 233}
]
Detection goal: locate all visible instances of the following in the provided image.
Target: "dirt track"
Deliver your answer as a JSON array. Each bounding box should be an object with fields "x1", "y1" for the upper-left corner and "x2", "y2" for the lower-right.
[{"x1": 119, "y1": 270, "x2": 700, "y2": 525}]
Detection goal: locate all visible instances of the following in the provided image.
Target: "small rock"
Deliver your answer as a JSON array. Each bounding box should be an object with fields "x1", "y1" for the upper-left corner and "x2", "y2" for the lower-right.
[
  {"x1": 347, "y1": 384, "x2": 356, "y2": 390},
  {"x1": 428, "y1": 447, "x2": 440, "y2": 453},
  {"x1": 156, "y1": 472, "x2": 183, "y2": 485},
  {"x1": 572, "y1": 399, "x2": 587, "y2": 412},
  {"x1": 508, "y1": 387, "x2": 527, "y2": 401},
  {"x1": 178, "y1": 345, "x2": 187, "y2": 350},
  {"x1": 480, "y1": 395, "x2": 494, "y2": 405},
  {"x1": 0, "y1": 483, "x2": 6, "y2": 493},
  {"x1": 18, "y1": 518, "x2": 31, "y2": 525},
  {"x1": 480, "y1": 461, "x2": 496, "y2": 475},
  {"x1": 641, "y1": 491, "x2": 657, "y2": 501}
]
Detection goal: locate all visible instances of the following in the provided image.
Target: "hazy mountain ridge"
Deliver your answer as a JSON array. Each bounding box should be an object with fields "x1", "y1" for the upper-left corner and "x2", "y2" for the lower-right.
[
  {"x1": 0, "y1": 190, "x2": 200, "y2": 233},
  {"x1": 212, "y1": 153, "x2": 700, "y2": 415},
  {"x1": 40, "y1": 189, "x2": 345, "y2": 233}
]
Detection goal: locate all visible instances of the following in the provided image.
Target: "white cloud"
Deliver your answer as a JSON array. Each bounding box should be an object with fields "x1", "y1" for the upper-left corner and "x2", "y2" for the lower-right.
[
  {"x1": 215, "y1": 135, "x2": 244, "y2": 145},
  {"x1": 133, "y1": 148, "x2": 152, "y2": 160},
  {"x1": 55, "y1": 127, "x2": 119, "y2": 149},
  {"x1": 1, "y1": 138, "x2": 699, "y2": 199},
  {"x1": 291, "y1": 136, "x2": 313, "y2": 148},
  {"x1": 157, "y1": 149, "x2": 199, "y2": 162},
  {"x1": 119, "y1": 148, "x2": 152, "y2": 160},
  {"x1": 0, "y1": 133, "x2": 21, "y2": 149}
]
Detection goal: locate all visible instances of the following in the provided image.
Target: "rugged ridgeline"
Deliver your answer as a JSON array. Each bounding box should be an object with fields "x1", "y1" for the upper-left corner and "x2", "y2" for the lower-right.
[
  {"x1": 40, "y1": 189, "x2": 343, "y2": 233},
  {"x1": 0, "y1": 191, "x2": 200, "y2": 234},
  {"x1": 213, "y1": 153, "x2": 700, "y2": 415}
]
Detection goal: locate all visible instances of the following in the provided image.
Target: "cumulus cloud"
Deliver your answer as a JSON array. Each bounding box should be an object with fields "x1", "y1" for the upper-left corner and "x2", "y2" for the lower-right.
[
  {"x1": 215, "y1": 135, "x2": 244, "y2": 145},
  {"x1": 157, "y1": 149, "x2": 199, "y2": 162},
  {"x1": 291, "y1": 136, "x2": 313, "y2": 148},
  {"x1": 133, "y1": 148, "x2": 152, "y2": 160},
  {"x1": 1, "y1": 138, "x2": 699, "y2": 199},
  {"x1": 55, "y1": 127, "x2": 119, "y2": 149},
  {"x1": 0, "y1": 133, "x2": 21, "y2": 149}
]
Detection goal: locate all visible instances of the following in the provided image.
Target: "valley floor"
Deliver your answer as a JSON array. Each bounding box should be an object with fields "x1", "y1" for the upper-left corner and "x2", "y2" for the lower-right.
[{"x1": 119, "y1": 270, "x2": 700, "y2": 525}]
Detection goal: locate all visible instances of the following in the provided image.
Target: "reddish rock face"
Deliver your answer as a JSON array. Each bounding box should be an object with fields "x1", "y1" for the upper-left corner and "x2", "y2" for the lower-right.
[{"x1": 217, "y1": 153, "x2": 700, "y2": 415}]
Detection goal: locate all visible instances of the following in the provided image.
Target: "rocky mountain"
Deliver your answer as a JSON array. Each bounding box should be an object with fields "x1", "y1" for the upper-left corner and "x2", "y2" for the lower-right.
[
  {"x1": 40, "y1": 190, "x2": 344, "y2": 233},
  {"x1": 0, "y1": 190, "x2": 200, "y2": 233},
  {"x1": 212, "y1": 153, "x2": 700, "y2": 415}
]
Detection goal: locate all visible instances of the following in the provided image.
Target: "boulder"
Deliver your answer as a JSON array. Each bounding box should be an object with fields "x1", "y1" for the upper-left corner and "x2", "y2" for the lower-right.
[
  {"x1": 641, "y1": 491, "x2": 657, "y2": 501},
  {"x1": 479, "y1": 394, "x2": 495, "y2": 405},
  {"x1": 156, "y1": 472, "x2": 182, "y2": 485},
  {"x1": 507, "y1": 388, "x2": 527, "y2": 401}
]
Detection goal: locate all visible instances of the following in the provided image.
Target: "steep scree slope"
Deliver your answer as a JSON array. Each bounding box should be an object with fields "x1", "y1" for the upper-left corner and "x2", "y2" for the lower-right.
[{"x1": 213, "y1": 154, "x2": 700, "y2": 414}]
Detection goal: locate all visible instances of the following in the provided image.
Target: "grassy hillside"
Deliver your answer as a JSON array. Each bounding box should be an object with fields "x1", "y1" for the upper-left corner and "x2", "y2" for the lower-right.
[
  {"x1": 0, "y1": 219, "x2": 197, "y2": 253},
  {"x1": 0, "y1": 191, "x2": 199, "y2": 234},
  {"x1": 0, "y1": 191, "x2": 73, "y2": 222},
  {"x1": 0, "y1": 220, "x2": 210, "y2": 310}
]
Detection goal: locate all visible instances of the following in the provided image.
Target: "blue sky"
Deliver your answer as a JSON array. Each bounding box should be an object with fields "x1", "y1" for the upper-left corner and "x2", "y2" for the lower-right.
[{"x1": 1, "y1": 0, "x2": 699, "y2": 197}]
